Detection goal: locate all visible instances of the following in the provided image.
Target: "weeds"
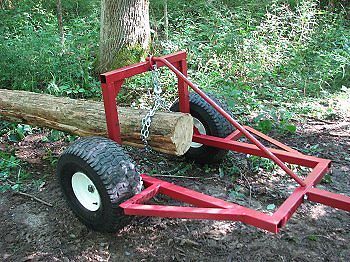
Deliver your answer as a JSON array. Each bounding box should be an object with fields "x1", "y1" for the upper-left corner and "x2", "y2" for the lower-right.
[
  {"x1": 247, "y1": 156, "x2": 277, "y2": 173},
  {"x1": 0, "y1": 151, "x2": 31, "y2": 192},
  {"x1": 0, "y1": 121, "x2": 34, "y2": 142},
  {"x1": 43, "y1": 148, "x2": 58, "y2": 167}
]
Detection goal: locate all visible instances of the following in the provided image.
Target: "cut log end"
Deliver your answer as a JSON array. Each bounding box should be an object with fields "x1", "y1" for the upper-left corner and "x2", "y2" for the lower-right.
[{"x1": 172, "y1": 114, "x2": 193, "y2": 155}]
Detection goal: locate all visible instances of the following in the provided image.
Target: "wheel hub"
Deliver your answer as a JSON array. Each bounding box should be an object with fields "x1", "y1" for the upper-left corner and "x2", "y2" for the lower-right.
[
  {"x1": 191, "y1": 117, "x2": 206, "y2": 148},
  {"x1": 71, "y1": 172, "x2": 101, "y2": 211}
]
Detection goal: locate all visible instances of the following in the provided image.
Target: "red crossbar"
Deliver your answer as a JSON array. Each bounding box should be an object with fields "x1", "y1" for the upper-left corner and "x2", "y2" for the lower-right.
[
  {"x1": 243, "y1": 126, "x2": 301, "y2": 154},
  {"x1": 193, "y1": 134, "x2": 328, "y2": 168},
  {"x1": 307, "y1": 187, "x2": 350, "y2": 211}
]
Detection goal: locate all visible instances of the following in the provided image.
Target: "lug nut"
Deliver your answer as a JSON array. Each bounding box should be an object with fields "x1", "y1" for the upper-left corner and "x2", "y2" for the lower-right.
[{"x1": 88, "y1": 185, "x2": 95, "y2": 193}]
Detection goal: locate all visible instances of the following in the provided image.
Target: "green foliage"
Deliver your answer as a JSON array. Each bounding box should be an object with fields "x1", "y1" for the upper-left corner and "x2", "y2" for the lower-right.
[
  {"x1": 301, "y1": 144, "x2": 324, "y2": 154},
  {"x1": 228, "y1": 185, "x2": 246, "y2": 200},
  {"x1": 10, "y1": 124, "x2": 33, "y2": 142},
  {"x1": 41, "y1": 0, "x2": 100, "y2": 18},
  {"x1": 253, "y1": 109, "x2": 297, "y2": 134},
  {"x1": 0, "y1": 0, "x2": 101, "y2": 98},
  {"x1": 40, "y1": 130, "x2": 77, "y2": 143},
  {"x1": 0, "y1": 120, "x2": 17, "y2": 136},
  {"x1": 248, "y1": 156, "x2": 277, "y2": 173},
  {"x1": 307, "y1": 234, "x2": 318, "y2": 241},
  {"x1": 41, "y1": 130, "x2": 64, "y2": 142},
  {"x1": 43, "y1": 148, "x2": 58, "y2": 167},
  {"x1": 266, "y1": 204, "x2": 276, "y2": 211},
  {"x1": 150, "y1": 0, "x2": 350, "y2": 126},
  {"x1": 0, "y1": 150, "x2": 32, "y2": 192},
  {"x1": 0, "y1": 123, "x2": 33, "y2": 142},
  {"x1": 322, "y1": 174, "x2": 333, "y2": 184},
  {"x1": 0, "y1": 0, "x2": 349, "y2": 131}
]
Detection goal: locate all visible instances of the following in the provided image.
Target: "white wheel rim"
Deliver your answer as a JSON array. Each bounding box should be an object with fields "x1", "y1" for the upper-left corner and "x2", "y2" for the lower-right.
[
  {"x1": 191, "y1": 117, "x2": 206, "y2": 148},
  {"x1": 71, "y1": 172, "x2": 101, "y2": 211}
]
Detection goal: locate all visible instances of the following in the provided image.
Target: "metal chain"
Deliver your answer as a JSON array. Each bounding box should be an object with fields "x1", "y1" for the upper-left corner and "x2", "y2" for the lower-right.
[{"x1": 140, "y1": 62, "x2": 168, "y2": 150}]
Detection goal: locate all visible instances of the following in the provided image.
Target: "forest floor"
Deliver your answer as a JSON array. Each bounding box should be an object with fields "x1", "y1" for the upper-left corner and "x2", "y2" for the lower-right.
[{"x1": 0, "y1": 114, "x2": 349, "y2": 261}]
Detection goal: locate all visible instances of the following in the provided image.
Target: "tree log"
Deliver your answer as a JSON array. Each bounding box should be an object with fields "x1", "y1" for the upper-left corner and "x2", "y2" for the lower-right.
[{"x1": 0, "y1": 89, "x2": 193, "y2": 155}]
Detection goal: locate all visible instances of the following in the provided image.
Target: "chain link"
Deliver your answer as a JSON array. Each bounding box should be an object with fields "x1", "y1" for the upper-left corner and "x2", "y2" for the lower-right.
[{"x1": 140, "y1": 62, "x2": 168, "y2": 150}]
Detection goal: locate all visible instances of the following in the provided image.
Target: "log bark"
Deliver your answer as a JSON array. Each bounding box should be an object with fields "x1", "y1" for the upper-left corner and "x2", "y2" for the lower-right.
[{"x1": 0, "y1": 89, "x2": 193, "y2": 156}]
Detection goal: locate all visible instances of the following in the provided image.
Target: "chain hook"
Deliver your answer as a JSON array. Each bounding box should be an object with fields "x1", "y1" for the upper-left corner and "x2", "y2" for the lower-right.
[
  {"x1": 148, "y1": 55, "x2": 156, "y2": 70},
  {"x1": 140, "y1": 55, "x2": 169, "y2": 151}
]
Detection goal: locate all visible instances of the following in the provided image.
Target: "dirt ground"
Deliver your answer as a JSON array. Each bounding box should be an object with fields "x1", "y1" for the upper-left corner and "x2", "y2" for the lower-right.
[{"x1": 0, "y1": 116, "x2": 349, "y2": 262}]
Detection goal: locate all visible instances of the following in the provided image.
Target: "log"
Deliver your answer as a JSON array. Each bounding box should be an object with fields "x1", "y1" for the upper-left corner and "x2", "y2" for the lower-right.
[{"x1": 0, "y1": 89, "x2": 193, "y2": 155}]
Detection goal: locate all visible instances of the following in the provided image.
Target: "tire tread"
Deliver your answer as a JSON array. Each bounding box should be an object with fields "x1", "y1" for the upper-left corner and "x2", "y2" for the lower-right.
[{"x1": 58, "y1": 137, "x2": 142, "y2": 232}]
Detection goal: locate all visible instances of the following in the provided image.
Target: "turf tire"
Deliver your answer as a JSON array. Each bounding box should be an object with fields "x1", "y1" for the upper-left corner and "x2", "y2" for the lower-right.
[{"x1": 56, "y1": 136, "x2": 142, "y2": 233}]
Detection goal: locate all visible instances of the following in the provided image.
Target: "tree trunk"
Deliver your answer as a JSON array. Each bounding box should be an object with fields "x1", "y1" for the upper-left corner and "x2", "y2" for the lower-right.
[
  {"x1": 99, "y1": 0, "x2": 150, "y2": 73},
  {"x1": 56, "y1": 0, "x2": 65, "y2": 46},
  {"x1": 164, "y1": 0, "x2": 168, "y2": 41},
  {"x1": 0, "y1": 89, "x2": 193, "y2": 156}
]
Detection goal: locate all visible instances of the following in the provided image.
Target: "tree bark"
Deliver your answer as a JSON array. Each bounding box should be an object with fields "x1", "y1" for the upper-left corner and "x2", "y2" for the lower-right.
[
  {"x1": 56, "y1": 0, "x2": 65, "y2": 46},
  {"x1": 0, "y1": 89, "x2": 193, "y2": 156},
  {"x1": 164, "y1": 0, "x2": 168, "y2": 41},
  {"x1": 99, "y1": 0, "x2": 150, "y2": 73}
]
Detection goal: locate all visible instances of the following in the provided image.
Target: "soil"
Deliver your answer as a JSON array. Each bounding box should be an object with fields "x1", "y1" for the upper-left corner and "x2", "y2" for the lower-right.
[{"x1": 0, "y1": 117, "x2": 349, "y2": 262}]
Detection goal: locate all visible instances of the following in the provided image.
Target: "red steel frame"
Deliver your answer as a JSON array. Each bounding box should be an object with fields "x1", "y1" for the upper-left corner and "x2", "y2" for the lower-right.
[{"x1": 100, "y1": 51, "x2": 350, "y2": 233}]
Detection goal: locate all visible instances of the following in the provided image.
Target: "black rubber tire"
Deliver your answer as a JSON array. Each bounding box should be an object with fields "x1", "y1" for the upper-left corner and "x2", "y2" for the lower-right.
[
  {"x1": 170, "y1": 93, "x2": 234, "y2": 164},
  {"x1": 56, "y1": 136, "x2": 142, "y2": 233}
]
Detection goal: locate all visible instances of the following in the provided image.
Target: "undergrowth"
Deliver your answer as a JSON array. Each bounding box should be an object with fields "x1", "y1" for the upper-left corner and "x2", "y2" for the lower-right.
[
  {"x1": 151, "y1": 0, "x2": 349, "y2": 132},
  {"x1": 0, "y1": 0, "x2": 349, "y2": 132},
  {"x1": 0, "y1": 150, "x2": 32, "y2": 192},
  {"x1": 0, "y1": 0, "x2": 101, "y2": 98}
]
